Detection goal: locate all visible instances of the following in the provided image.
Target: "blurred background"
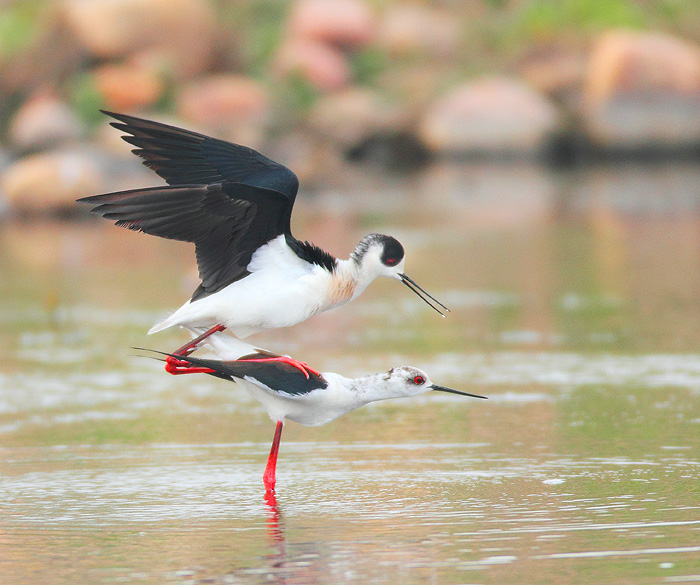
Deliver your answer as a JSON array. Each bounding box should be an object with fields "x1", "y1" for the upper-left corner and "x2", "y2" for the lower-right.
[
  {"x1": 3, "y1": 2, "x2": 700, "y2": 584},
  {"x1": 2, "y1": 0, "x2": 700, "y2": 201}
]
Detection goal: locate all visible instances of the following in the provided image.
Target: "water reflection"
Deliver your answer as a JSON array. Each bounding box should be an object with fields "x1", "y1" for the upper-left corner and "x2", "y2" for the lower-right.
[
  {"x1": 2, "y1": 163, "x2": 700, "y2": 583},
  {"x1": 1, "y1": 440, "x2": 699, "y2": 583},
  {"x1": 260, "y1": 491, "x2": 331, "y2": 585}
]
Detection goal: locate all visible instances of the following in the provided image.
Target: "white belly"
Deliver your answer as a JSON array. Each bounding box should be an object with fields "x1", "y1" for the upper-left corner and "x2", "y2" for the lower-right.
[
  {"x1": 239, "y1": 373, "x2": 365, "y2": 426},
  {"x1": 149, "y1": 236, "x2": 335, "y2": 337}
]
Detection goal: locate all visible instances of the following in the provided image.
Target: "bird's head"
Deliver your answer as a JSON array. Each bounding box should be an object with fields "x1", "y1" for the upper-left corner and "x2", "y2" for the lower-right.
[
  {"x1": 379, "y1": 366, "x2": 487, "y2": 400},
  {"x1": 352, "y1": 234, "x2": 450, "y2": 316},
  {"x1": 352, "y1": 233, "x2": 405, "y2": 278}
]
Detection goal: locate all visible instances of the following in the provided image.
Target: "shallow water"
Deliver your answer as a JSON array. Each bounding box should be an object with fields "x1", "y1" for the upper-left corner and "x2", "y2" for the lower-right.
[{"x1": 1, "y1": 162, "x2": 700, "y2": 584}]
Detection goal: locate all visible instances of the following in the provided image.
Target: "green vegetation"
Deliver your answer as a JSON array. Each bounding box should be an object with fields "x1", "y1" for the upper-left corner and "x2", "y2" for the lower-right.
[
  {"x1": 67, "y1": 73, "x2": 106, "y2": 127},
  {"x1": 0, "y1": 0, "x2": 45, "y2": 61},
  {"x1": 217, "y1": 0, "x2": 289, "y2": 77}
]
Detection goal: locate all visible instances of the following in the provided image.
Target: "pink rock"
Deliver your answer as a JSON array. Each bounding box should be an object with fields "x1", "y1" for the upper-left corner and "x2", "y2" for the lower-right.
[
  {"x1": 420, "y1": 77, "x2": 561, "y2": 154},
  {"x1": 94, "y1": 63, "x2": 164, "y2": 112},
  {"x1": 518, "y1": 46, "x2": 587, "y2": 99},
  {"x1": 378, "y1": 5, "x2": 459, "y2": 58},
  {"x1": 288, "y1": 0, "x2": 375, "y2": 48},
  {"x1": 309, "y1": 89, "x2": 405, "y2": 147},
  {"x1": 1, "y1": 150, "x2": 103, "y2": 212},
  {"x1": 62, "y1": 0, "x2": 215, "y2": 78},
  {"x1": 177, "y1": 75, "x2": 270, "y2": 142},
  {"x1": 8, "y1": 94, "x2": 84, "y2": 151},
  {"x1": 583, "y1": 31, "x2": 700, "y2": 148},
  {"x1": 274, "y1": 39, "x2": 351, "y2": 92}
]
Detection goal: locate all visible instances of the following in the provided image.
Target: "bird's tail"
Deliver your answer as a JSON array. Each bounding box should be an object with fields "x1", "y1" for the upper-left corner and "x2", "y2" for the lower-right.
[
  {"x1": 148, "y1": 304, "x2": 190, "y2": 334},
  {"x1": 148, "y1": 317, "x2": 173, "y2": 335}
]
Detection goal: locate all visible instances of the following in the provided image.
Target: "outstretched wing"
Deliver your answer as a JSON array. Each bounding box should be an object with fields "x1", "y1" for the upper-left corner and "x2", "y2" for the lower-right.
[
  {"x1": 102, "y1": 110, "x2": 299, "y2": 200},
  {"x1": 78, "y1": 182, "x2": 291, "y2": 300}
]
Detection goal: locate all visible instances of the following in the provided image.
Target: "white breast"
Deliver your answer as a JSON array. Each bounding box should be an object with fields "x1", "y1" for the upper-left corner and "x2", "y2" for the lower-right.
[
  {"x1": 239, "y1": 372, "x2": 368, "y2": 427},
  {"x1": 150, "y1": 235, "x2": 335, "y2": 337}
]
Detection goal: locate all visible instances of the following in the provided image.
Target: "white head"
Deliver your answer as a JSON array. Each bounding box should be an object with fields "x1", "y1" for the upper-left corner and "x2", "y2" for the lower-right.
[
  {"x1": 351, "y1": 234, "x2": 450, "y2": 316},
  {"x1": 370, "y1": 366, "x2": 487, "y2": 401}
]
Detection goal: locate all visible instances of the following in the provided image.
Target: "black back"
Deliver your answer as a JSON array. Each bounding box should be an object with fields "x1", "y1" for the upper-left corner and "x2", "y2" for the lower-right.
[{"x1": 172, "y1": 352, "x2": 328, "y2": 395}]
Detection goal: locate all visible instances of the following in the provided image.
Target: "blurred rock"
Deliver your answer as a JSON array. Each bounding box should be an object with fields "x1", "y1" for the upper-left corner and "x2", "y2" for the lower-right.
[
  {"x1": 94, "y1": 119, "x2": 141, "y2": 158},
  {"x1": 288, "y1": 0, "x2": 375, "y2": 48},
  {"x1": 0, "y1": 6, "x2": 86, "y2": 96},
  {"x1": 419, "y1": 77, "x2": 561, "y2": 155},
  {"x1": 377, "y1": 63, "x2": 454, "y2": 111},
  {"x1": 309, "y1": 88, "x2": 407, "y2": 149},
  {"x1": 583, "y1": 31, "x2": 700, "y2": 149},
  {"x1": 84, "y1": 128, "x2": 161, "y2": 191},
  {"x1": 519, "y1": 46, "x2": 587, "y2": 101},
  {"x1": 8, "y1": 94, "x2": 85, "y2": 151},
  {"x1": 0, "y1": 148, "x2": 9, "y2": 188},
  {"x1": 62, "y1": 0, "x2": 215, "y2": 78},
  {"x1": 378, "y1": 5, "x2": 459, "y2": 58},
  {"x1": 94, "y1": 63, "x2": 165, "y2": 112},
  {"x1": 1, "y1": 150, "x2": 102, "y2": 213},
  {"x1": 265, "y1": 131, "x2": 336, "y2": 188},
  {"x1": 274, "y1": 39, "x2": 351, "y2": 92},
  {"x1": 176, "y1": 75, "x2": 270, "y2": 144}
]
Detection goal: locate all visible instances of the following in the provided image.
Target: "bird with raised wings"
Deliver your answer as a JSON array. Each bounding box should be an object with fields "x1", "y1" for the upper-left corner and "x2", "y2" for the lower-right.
[{"x1": 79, "y1": 112, "x2": 449, "y2": 372}]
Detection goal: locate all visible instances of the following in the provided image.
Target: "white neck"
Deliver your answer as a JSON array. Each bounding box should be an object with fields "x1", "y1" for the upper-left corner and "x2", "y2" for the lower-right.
[
  {"x1": 324, "y1": 258, "x2": 375, "y2": 308},
  {"x1": 327, "y1": 371, "x2": 394, "y2": 405}
]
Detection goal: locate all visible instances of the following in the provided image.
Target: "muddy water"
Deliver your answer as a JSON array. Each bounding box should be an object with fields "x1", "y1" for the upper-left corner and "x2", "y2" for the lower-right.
[{"x1": 1, "y1": 163, "x2": 700, "y2": 584}]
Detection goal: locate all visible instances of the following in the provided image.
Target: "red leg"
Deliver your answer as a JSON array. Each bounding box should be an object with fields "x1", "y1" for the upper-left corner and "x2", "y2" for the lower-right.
[
  {"x1": 164, "y1": 324, "x2": 226, "y2": 375},
  {"x1": 172, "y1": 324, "x2": 227, "y2": 357},
  {"x1": 263, "y1": 421, "x2": 284, "y2": 492},
  {"x1": 239, "y1": 356, "x2": 321, "y2": 380}
]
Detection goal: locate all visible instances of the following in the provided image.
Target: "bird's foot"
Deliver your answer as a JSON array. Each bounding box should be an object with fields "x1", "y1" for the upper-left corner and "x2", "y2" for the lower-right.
[
  {"x1": 240, "y1": 355, "x2": 321, "y2": 379},
  {"x1": 164, "y1": 355, "x2": 216, "y2": 375},
  {"x1": 164, "y1": 324, "x2": 226, "y2": 375}
]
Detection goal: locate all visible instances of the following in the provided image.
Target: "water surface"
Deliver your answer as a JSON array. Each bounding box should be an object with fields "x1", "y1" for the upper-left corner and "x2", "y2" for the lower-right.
[{"x1": 1, "y1": 162, "x2": 700, "y2": 584}]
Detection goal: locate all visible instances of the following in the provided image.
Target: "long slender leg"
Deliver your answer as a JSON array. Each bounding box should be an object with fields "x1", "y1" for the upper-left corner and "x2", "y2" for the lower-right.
[
  {"x1": 165, "y1": 324, "x2": 226, "y2": 375},
  {"x1": 173, "y1": 324, "x2": 227, "y2": 357},
  {"x1": 263, "y1": 421, "x2": 284, "y2": 492}
]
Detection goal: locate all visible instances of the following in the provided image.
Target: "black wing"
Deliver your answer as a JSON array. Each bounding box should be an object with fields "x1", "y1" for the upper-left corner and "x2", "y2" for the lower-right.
[
  {"x1": 102, "y1": 110, "x2": 299, "y2": 199},
  {"x1": 78, "y1": 182, "x2": 291, "y2": 300},
  {"x1": 171, "y1": 353, "x2": 328, "y2": 395}
]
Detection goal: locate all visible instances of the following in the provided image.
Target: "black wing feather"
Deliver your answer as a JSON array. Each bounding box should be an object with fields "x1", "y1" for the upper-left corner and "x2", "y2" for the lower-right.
[
  {"x1": 170, "y1": 353, "x2": 328, "y2": 395},
  {"x1": 78, "y1": 112, "x2": 336, "y2": 300},
  {"x1": 102, "y1": 110, "x2": 300, "y2": 199},
  {"x1": 78, "y1": 183, "x2": 291, "y2": 299}
]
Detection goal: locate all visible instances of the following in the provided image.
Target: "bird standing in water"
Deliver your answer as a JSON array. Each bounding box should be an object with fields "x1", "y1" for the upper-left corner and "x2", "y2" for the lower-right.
[
  {"x1": 79, "y1": 112, "x2": 449, "y2": 374},
  {"x1": 144, "y1": 333, "x2": 486, "y2": 492}
]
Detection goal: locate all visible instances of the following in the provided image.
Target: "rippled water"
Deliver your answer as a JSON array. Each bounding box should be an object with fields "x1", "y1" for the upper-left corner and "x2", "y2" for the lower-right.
[{"x1": 1, "y1": 163, "x2": 700, "y2": 584}]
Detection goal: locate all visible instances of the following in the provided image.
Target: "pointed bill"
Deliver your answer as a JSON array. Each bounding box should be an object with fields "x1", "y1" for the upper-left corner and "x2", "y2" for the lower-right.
[
  {"x1": 400, "y1": 273, "x2": 450, "y2": 317},
  {"x1": 430, "y1": 384, "x2": 488, "y2": 400}
]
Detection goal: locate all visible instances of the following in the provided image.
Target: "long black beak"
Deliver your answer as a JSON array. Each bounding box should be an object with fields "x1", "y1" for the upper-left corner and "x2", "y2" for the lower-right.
[
  {"x1": 400, "y1": 273, "x2": 450, "y2": 317},
  {"x1": 430, "y1": 384, "x2": 488, "y2": 400}
]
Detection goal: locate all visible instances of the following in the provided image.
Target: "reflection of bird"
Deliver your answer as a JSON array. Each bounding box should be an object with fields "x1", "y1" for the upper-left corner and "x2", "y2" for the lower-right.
[
  {"x1": 79, "y1": 111, "x2": 449, "y2": 372},
  {"x1": 143, "y1": 334, "x2": 486, "y2": 492}
]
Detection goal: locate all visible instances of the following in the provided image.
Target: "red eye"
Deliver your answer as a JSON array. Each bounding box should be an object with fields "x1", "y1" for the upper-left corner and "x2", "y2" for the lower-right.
[
  {"x1": 413, "y1": 376, "x2": 425, "y2": 385},
  {"x1": 385, "y1": 258, "x2": 397, "y2": 266}
]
